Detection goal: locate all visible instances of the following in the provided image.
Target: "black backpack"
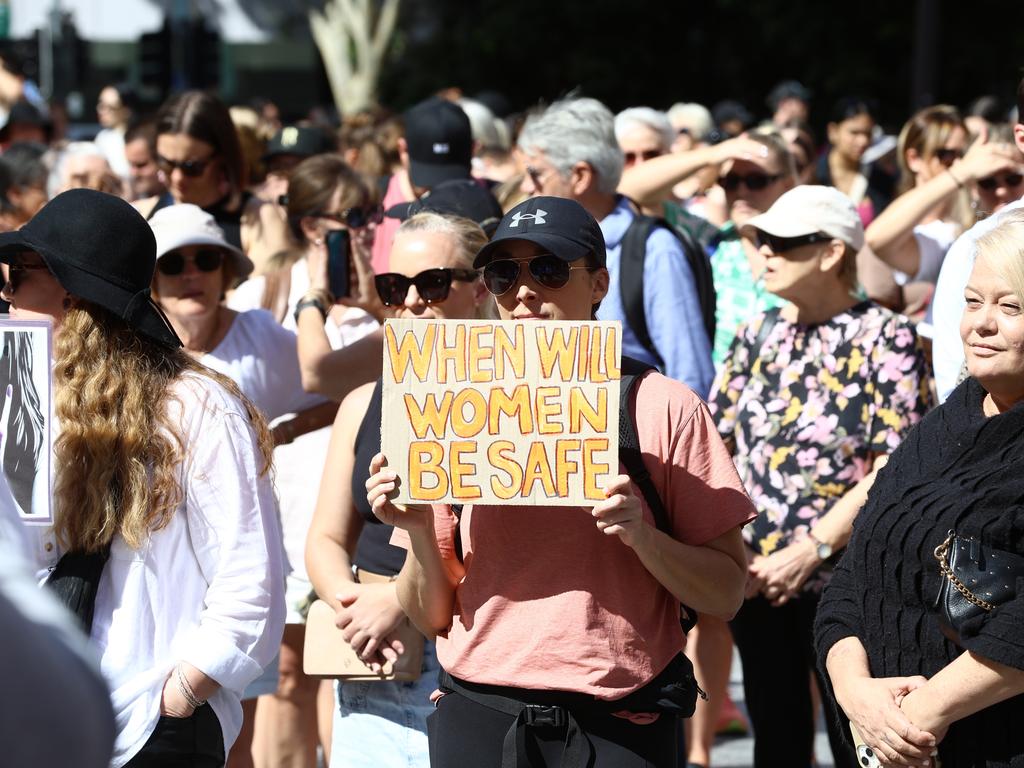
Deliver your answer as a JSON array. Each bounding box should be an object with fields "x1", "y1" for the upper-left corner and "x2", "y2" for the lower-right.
[{"x1": 619, "y1": 214, "x2": 717, "y2": 370}]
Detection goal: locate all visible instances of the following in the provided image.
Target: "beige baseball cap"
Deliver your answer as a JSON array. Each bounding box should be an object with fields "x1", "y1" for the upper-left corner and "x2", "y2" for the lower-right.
[{"x1": 742, "y1": 185, "x2": 865, "y2": 251}]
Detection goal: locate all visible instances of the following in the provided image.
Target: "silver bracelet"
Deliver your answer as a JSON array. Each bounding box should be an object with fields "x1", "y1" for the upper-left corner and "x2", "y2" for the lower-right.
[{"x1": 175, "y1": 665, "x2": 206, "y2": 709}]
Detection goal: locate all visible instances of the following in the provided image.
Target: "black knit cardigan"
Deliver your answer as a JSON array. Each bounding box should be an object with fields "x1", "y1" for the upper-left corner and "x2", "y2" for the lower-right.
[{"x1": 815, "y1": 377, "x2": 1024, "y2": 768}]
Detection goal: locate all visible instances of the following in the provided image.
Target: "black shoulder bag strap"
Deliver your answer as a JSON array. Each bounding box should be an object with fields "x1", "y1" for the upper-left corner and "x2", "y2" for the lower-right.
[
  {"x1": 618, "y1": 355, "x2": 698, "y2": 633},
  {"x1": 619, "y1": 216, "x2": 664, "y2": 369}
]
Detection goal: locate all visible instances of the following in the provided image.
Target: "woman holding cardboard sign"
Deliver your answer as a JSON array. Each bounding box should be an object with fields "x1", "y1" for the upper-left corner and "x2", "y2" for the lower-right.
[
  {"x1": 366, "y1": 196, "x2": 755, "y2": 768},
  {"x1": 306, "y1": 211, "x2": 491, "y2": 768}
]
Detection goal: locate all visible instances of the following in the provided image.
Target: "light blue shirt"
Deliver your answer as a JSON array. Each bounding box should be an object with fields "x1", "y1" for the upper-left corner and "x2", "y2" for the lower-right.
[
  {"x1": 931, "y1": 198, "x2": 1024, "y2": 401},
  {"x1": 596, "y1": 197, "x2": 714, "y2": 396}
]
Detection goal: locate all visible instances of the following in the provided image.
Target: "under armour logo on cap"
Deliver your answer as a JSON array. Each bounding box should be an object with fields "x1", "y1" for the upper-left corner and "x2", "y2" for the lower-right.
[
  {"x1": 509, "y1": 209, "x2": 547, "y2": 228},
  {"x1": 433, "y1": 142, "x2": 450, "y2": 155}
]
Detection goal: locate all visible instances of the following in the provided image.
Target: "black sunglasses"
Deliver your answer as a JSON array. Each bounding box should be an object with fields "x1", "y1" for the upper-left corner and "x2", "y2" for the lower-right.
[
  {"x1": 755, "y1": 231, "x2": 832, "y2": 253},
  {"x1": 5, "y1": 261, "x2": 49, "y2": 292},
  {"x1": 157, "y1": 248, "x2": 225, "y2": 276},
  {"x1": 314, "y1": 205, "x2": 384, "y2": 229},
  {"x1": 374, "y1": 267, "x2": 479, "y2": 306},
  {"x1": 977, "y1": 172, "x2": 1024, "y2": 191},
  {"x1": 624, "y1": 149, "x2": 663, "y2": 164},
  {"x1": 933, "y1": 147, "x2": 963, "y2": 167},
  {"x1": 155, "y1": 154, "x2": 215, "y2": 178},
  {"x1": 483, "y1": 254, "x2": 590, "y2": 296},
  {"x1": 721, "y1": 172, "x2": 782, "y2": 191}
]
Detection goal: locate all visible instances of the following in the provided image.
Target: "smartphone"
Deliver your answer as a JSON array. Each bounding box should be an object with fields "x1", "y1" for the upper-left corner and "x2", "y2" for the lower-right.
[
  {"x1": 326, "y1": 229, "x2": 351, "y2": 299},
  {"x1": 849, "y1": 724, "x2": 883, "y2": 768}
]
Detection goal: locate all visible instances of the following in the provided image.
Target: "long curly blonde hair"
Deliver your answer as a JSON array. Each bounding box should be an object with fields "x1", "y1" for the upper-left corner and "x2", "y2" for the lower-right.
[{"x1": 52, "y1": 302, "x2": 274, "y2": 553}]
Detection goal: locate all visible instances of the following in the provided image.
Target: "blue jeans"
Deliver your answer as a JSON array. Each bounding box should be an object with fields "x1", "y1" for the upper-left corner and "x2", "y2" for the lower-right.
[{"x1": 330, "y1": 639, "x2": 438, "y2": 768}]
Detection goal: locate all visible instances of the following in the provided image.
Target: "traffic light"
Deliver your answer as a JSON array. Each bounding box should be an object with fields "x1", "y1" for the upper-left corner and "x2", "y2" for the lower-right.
[
  {"x1": 186, "y1": 20, "x2": 220, "y2": 90},
  {"x1": 138, "y1": 22, "x2": 170, "y2": 96}
]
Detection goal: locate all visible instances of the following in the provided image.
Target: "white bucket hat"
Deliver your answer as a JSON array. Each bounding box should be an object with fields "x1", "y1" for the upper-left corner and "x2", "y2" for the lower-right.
[
  {"x1": 742, "y1": 185, "x2": 865, "y2": 251},
  {"x1": 148, "y1": 203, "x2": 254, "y2": 280}
]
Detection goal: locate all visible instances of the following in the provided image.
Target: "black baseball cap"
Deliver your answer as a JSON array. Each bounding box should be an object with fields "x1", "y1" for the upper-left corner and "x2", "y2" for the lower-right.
[
  {"x1": 403, "y1": 97, "x2": 472, "y2": 189},
  {"x1": 262, "y1": 125, "x2": 332, "y2": 161},
  {"x1": 385, "y1": 179, "x2": 503, "y2": 235},
  {"x1": 473, "y1": 196, "x2": 606, "y2": 269}
]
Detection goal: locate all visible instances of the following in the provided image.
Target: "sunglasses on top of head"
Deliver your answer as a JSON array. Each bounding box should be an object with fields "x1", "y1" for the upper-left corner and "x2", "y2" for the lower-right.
[
  {"x1": 155, "y1": 154, "x2": 215, "y2": 178},
  {"x1": 721, "y1": 172, "x2": 782, "y2": 192},
  {"x1": 755, "y1": 231, "x2": 832, "y2": 254},
  {"x1": 314, "y1": 205, "x2": 384, "y2": 229},
  {"x1": 482, "y1": 253, "x2": 590, "y2": 296},
  {"x1": 374, "y1": 267, "x2": 479, "y2": 306},
  {"x1": 157, "y1": 248, "x2": 225, "y2": 276},
  {"x1": 977, "y1": 172, "x2": 1024, "y2": 191}
]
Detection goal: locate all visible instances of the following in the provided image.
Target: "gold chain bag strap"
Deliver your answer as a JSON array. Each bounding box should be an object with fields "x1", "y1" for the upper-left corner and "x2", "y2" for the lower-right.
[{"x1": 932, "y1": 530, "x2": 1024, "y2": 645}]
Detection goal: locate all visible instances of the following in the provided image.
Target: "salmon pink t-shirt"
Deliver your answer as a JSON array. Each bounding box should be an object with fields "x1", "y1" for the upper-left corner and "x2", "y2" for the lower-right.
[
  {"x1": 371, "y1": 173, "x2": 411, "y2": 275},
  {"x1": 393, "y1": 371, "x2": 755, "y2": 701}
]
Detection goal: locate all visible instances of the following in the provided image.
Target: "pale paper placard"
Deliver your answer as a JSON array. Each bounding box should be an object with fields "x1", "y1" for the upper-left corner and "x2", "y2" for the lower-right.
[
  {"x1": 0, "y1": 319, "x2": 53, "y2": 524},
  {"x1": 381, "y1": 318, "x2": 621, "y2": 506}
]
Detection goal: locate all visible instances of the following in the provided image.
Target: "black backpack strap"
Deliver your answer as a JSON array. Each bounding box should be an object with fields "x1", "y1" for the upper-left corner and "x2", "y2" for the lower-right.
[
  {"x1": 672, "y1": 220, "x2": 717, "y2": 344},
  {"x1": 619, "y1": 356, "x2": 697, "y2": 633},
  {"x1": 619, "y1": 216, "x2": 664, "y2": 368},
  {"x1": 618, "y1": 356, "x2": 669, "y2": 533}
]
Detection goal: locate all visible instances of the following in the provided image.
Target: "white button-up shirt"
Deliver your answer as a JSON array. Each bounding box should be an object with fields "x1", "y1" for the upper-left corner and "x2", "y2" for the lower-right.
[{"x1": 71, "y1": 372, "x2": 286, "y2": 766}]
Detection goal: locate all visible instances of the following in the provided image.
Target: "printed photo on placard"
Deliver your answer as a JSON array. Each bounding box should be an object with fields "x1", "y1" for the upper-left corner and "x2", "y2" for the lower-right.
[{"x1": 0, "y1": 319, "x2": 52, "y2": 524}]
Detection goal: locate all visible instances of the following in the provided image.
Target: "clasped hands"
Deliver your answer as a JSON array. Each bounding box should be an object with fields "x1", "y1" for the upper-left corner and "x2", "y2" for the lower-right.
[
  {"x1": 333, "y1": 580, "x2": 408, "y2": 673},
  {"x1": 838, "y1": 675, "x2": 947, "y2": 767},
  {"x1": 745, "y1": 536, "x2": 821, "y2": 606}
]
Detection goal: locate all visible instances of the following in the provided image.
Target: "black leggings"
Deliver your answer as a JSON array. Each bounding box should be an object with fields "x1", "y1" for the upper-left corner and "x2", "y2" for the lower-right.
[
  {"x1": 124, "y1": 706, "x2": 225, "y2": 768},
  {"x1": 730, "y1": 594, "x2": 858, "y2": 768},
  {"x1": 427, "y1": 688, "x2": 680, "y2": 768}
]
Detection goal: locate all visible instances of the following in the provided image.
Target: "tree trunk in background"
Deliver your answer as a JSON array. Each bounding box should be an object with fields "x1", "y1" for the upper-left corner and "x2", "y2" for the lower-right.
[{"x1": 308, "y1": 0, "x2": 399, "y2": 115}]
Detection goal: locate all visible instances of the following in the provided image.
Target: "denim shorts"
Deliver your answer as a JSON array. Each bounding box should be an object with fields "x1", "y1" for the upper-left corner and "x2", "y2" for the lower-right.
[{"x1": 329, "y1": 639, "x2": 438, "y2": 768}]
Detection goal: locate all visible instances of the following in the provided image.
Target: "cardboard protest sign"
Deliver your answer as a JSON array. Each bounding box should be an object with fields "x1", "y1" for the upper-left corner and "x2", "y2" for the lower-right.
[
  {"x1": 381, "y1": 318, "x2": 622, "y2": 506},
  {"x1": 0, "y1": 320, "x2": 53, "y2": 523}
]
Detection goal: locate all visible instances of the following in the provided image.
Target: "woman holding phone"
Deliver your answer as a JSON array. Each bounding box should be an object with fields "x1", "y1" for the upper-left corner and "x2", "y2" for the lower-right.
[{"x1": 227, "y1": 153, "x2": 384, "y2": 767}]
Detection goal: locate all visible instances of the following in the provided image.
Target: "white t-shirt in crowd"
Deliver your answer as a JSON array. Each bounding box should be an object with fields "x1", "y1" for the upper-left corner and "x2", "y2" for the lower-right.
[
  {"x1": 229, "y1": 259, "x2": 379, "y2": 583},
  {"x1": 930, "y1": 198, "x2": 1024, "y2": 401},
  {"x1": 34, "y1": 373, "x2": 286, "y2": 767},
  {"x1": 200, "y1": 308, "x2": 324, "y2": 421},
  {"x1": 893, "y1": 218, "x2": 959, "y2": 286}
]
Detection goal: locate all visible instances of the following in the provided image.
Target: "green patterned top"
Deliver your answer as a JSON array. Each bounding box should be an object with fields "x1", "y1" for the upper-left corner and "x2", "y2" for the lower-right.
[{"x1": 710, "y1": 222, "x2": 786, "y2": 366}]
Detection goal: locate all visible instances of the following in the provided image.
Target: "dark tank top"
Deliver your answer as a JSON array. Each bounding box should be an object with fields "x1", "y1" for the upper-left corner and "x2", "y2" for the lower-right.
[
  {"x1": 351, "y1": 379, "x2": 406, "y2": 576},
  {"x1": 147, "y1": 191, "x2": 249, "y2": 252}
]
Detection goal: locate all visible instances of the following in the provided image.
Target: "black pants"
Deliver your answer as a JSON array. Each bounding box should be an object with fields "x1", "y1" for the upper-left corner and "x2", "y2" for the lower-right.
[
  {"x1": 730, "y1": 594, "x2": 857, "y2": 768},
  {"x1": 427, "y1": 688, "x2": 680, "y2": 768},
  {"x1": 124, "y1": 706, "x2": 225, "y2": 768}
]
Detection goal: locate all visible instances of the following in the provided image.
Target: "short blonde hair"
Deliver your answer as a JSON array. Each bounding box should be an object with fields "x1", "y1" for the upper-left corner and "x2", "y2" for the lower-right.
[
  {"x1": 395, "y1": 212, "x2": 496, "y2": 319},
  {"x1": 975, "y1": 208, "x2": 1024, "y2": 302}
]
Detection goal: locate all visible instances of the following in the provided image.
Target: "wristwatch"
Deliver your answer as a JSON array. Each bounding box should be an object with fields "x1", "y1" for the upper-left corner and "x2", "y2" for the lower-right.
[
  {"x1": 807, "y1": 532, "x2": 833, "y2": 561},
  {"x1": 294, "y1": 295, "x2": 329, "y2": 325}
]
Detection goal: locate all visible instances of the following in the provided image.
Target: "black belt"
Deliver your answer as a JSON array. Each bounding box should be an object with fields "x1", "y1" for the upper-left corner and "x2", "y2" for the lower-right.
[
  {"x1": 437, "y1": 654, "x2": 701, "y2": 768},
  {"x1": 438, "y1": 671, "x2": 595, "y2": 768}
]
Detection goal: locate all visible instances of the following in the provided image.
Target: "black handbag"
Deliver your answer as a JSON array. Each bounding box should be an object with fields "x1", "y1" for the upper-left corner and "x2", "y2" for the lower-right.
[{"x1": 932, "y1": 530, "x2": 1024, "y2": 645}]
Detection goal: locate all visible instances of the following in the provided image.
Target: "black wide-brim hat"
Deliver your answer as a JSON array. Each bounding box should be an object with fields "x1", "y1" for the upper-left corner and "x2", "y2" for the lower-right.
[{"x1": 0, "y1": 188, "x2": 182, "y2": 348}]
